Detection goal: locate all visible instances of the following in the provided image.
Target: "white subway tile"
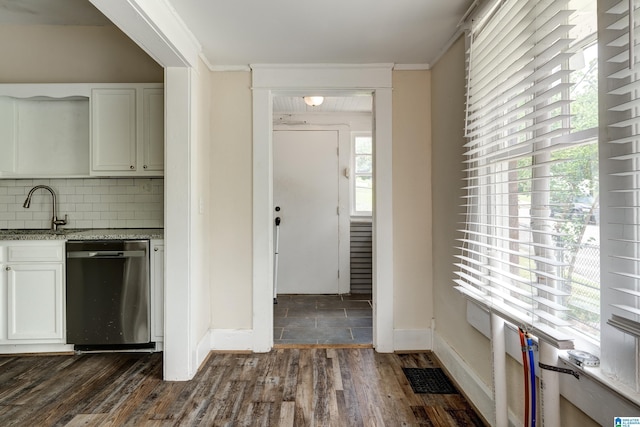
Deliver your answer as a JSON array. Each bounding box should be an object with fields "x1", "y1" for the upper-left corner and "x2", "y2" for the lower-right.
[
  {"x1": 134, "y1": 211, "x2": 151, "y2": 220},
  {"x1": 117, "y1": 195, "x2": 135, "y2": 203},
  {"x1": 0, "y1": 196, "x2": 16, "y2": 204},
  {"x1": 117, "y1": 211, "x2": 135, "y2": 220},
  {"x1": 100, "y1": 212, "x2": 118, "y2": 220},
  {"x1": 92, "y1": 186, "x2": 110, "y2": 195},
  {"x1": 84, "y1": 195, "x2": 100, "y2": 203},
  {"x1": 0, "y1": 178, "x2": 164, "y2": 229},
  {"x1": 7, "y1": 187, "x2": 24, "y2": 195},
  {"x1": 75, "y1": 187, "x2": 93, "y2": 195}
]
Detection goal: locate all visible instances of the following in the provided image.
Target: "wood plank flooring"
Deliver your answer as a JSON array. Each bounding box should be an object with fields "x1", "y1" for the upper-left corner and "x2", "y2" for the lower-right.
[{"x1": 0, "y1": 349, "x2": 486, "y2": 426}]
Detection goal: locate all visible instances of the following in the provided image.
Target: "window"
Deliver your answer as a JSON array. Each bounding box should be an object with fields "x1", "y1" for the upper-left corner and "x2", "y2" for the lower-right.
[
  {"x1": 455, "y1": 0, "x2": 599, "y2": 348},
  {"x1": 353, "y1": 133, "x2": 372, "y2": 215},
  {"x1": 600, "y1": 0, "x2": 640, "y2": 384}
]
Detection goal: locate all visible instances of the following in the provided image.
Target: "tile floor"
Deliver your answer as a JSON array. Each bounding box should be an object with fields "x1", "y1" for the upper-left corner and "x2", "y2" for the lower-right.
[{"x1": 273, "y1": 294, "x2": 373, "y2": 346}]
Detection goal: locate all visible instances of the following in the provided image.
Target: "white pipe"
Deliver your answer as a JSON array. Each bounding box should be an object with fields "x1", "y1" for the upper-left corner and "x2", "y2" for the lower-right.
[
  {"x1": 273, "y1": 219, "x2": 280, "y2": 301},
  {"x1": 539, "y1": 340, "x2": 560, "y2": 427},
  {"x1": 491, "y1": 313, "x2": 508, "y2": 427}
]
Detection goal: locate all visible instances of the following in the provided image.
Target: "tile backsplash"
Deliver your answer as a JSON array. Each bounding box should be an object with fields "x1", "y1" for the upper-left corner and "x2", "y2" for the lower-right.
[{"x1": 0, "y1": 178, "x2": 164, "y2": 229}]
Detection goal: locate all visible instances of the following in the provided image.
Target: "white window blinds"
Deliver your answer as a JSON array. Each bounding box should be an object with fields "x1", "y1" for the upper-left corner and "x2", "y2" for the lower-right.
[
  {"x1": 602, "y1": 0, "x2": 640, "y2": 338},
  {"x1": 455, "y1": 0, "x2": 579, "y2": 348}
]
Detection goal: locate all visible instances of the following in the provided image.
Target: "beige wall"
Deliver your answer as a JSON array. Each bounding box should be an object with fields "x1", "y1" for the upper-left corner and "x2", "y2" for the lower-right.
[
  {"x1": 431, "y1": 35, "x2": 493, "y2": 385},
  {"x1": 209, "y1": 71, "x2": 254, "y2": 329},
  {"x1": 0, "y1": 25, "x2": 162, "y2": 83},
  {"x1": 392, "y1": 70, "x2": 433, "y2": 330},
  {"x1": 207, "y1": 70, "x2": 436, "y2": 335}
]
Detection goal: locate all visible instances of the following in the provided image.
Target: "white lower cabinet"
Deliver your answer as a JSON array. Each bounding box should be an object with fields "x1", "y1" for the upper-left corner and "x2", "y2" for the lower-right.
[
  {"x1": 7, "y1": 263, "x2": 64, "y2": 341},
  {"x1": 150, "y1": 239, "x2": 164, "y2": 345},
  {"x1": 0, "y1": 241, "x2": 66, "y2": 345}
]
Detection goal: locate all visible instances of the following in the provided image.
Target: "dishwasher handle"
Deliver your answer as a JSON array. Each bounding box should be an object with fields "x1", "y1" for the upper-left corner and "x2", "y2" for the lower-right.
[{"x1": 66, "y1": 250, "x2": 146, "y2": 259}]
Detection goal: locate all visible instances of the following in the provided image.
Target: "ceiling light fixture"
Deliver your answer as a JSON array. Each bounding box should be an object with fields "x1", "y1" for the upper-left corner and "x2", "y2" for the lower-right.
[{"x1": 303, "y1": 96, "x2": 324, "y2": 107}]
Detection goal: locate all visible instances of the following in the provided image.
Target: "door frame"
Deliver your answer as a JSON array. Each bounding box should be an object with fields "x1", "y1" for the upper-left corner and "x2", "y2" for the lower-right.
[
  {"x1": 273, "y1": 127, "x2": 351, "y2": 294},
  {"x1": 251, "y1": 64, "x2": 394, "y2": 352}
]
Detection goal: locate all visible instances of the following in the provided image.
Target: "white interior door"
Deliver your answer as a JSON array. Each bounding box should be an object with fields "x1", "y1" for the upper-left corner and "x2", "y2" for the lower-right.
[{"x1": 273, "y1": 130, "x2": 340, "y2": 294}]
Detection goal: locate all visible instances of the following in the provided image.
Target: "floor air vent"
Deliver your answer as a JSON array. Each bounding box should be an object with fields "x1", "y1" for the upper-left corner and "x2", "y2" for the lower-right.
[{"x1": 402, "y1": 368, "x2": 459, "y2": 394}]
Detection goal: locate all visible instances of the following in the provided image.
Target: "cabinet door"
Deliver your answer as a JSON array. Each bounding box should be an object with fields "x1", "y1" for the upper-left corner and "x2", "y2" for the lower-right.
[
  {"x1": 6, "y1": 264, "x2": 64, "y2": 341},
  {"x1": 150, "y1": 241, "x2": 164, "y2": 342},
  {"x1": 91, "y1": 88, "x2": 137, "y2": 173},
  {"x1": 0, "y1": 97, "x2": 17, "y2": 175},
  {"x1": 142, "y1": 88, "x2": 164, "y2": 173},
  {"x1": 0, "y1": 264, "x2": 5, "y2": 342}
]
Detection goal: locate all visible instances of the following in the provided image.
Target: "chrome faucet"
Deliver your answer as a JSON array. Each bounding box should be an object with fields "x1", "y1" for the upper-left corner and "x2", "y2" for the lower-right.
[{"x1": 23, "y1": 185, "x2": 68, "y2": 231}]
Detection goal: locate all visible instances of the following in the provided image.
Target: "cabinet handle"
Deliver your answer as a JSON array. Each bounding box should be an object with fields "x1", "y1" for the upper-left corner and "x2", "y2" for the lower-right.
[
  {"x1": 5, "y1": 266, "x2": 10, "y2": 271},
  {"x1": 144, "y1": 165, "x2": 148, "y2": 169},
  {"x1": 154, "y1": 248, "x2": 158, "y2": 252},
  {"x1": 130, "y1": 165, "x2": 135, "y2": 170}
]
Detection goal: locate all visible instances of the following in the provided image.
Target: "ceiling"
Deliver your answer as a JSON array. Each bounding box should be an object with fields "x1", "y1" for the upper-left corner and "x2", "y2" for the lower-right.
[
  {"x1": 168, "y1": 0, "x2": 471, "y2": 67},
  {"x1": 273, "y1": 95, "x2": 372, "y2": 114},
  {"x1": 1, "y1": 0, "x2": 472, "y2": 67},
  {"x1": 0, "y1": 0, "x2": 471, "y2": 113}
]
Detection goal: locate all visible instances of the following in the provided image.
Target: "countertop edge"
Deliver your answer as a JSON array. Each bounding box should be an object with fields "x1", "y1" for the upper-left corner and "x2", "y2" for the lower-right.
[{"x1": 0, "y1": 228, "x2": 164, "y2": 241}]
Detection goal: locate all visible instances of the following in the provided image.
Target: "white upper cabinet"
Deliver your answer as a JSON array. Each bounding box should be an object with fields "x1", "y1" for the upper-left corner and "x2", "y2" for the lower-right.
[
  {"x1": 91, "y1": 84, "x2": 164, "y2": 176},
  {"x1": 91, "y1": 88, "x2": 137, "y2": 173},
  {"x1": 0, "y1": 93, "x2": 90, "y2": 178},
  {"x1": 0, "y1": 83, "x2": 163, "y2": 178},
  {"x1": 142, "y1": 88, "x2": 165, "y2": 174}
]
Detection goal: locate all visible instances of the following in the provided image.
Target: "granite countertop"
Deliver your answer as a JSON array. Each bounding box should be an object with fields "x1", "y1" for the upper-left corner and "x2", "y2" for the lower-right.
[{"x1": 0, "y1": 228, "x2": 164, "y2": 241}]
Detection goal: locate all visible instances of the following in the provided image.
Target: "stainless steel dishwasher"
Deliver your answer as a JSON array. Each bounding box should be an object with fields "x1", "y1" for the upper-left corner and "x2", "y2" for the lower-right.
[{"x1": 66, "y1": 240, "x2": 152, "y2": 350}]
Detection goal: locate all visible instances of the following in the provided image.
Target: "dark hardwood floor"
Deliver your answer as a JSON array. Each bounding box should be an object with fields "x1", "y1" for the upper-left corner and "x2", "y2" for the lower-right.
[{"x1": 0, "y1": 349, "x2": 485, "y2": 426}]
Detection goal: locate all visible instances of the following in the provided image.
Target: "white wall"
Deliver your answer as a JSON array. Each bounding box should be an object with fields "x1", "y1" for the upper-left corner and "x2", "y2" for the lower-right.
[{"x1": 190, "y1": 57, "x2": 212, "y2": 363}]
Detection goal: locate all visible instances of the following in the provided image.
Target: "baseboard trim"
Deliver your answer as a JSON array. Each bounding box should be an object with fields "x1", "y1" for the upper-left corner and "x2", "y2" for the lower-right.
[
  {"x1": 432, "y1": 332, "x2": 495, "y2": 425},
  {"x1": 210, "y1": 329, "x2": 254, "y2": 351},
  {"x1": 393, "y1": 328, "x2": 432, "y2": 351},
  {"x1": 196, "y1": 331, "x2": 211, "y2": 368}
]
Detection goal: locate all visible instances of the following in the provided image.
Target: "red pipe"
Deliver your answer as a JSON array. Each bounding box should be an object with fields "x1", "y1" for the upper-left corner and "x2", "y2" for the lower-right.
[{"x1": 519, "y1": 328, "x2": 530, "y2": 427}]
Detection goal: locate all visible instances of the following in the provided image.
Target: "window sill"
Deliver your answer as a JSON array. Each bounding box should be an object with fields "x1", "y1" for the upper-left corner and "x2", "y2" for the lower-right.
[{"x1": 557, "y1": 352, "x2": 640, "y2": 423}]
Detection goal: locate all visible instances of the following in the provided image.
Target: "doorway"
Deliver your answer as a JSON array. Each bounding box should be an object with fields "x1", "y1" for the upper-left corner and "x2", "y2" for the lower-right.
[
  {"x1": 251, "y1": 64, "x2": 394, "y2": 353},
  {"x1": 271, "y1": 98, "x2": 373, "y2": 345},
  {"x1": 273, "y1": 123, "x2": 373, "y2": 347}
]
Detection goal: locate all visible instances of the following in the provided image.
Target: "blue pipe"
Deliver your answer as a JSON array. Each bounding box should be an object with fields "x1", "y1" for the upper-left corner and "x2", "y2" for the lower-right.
[{"x1": 527, "y1": 335, "x2": 536, "y2": 427}]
